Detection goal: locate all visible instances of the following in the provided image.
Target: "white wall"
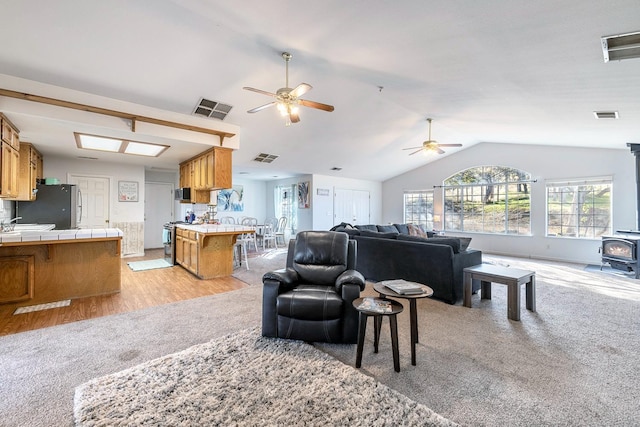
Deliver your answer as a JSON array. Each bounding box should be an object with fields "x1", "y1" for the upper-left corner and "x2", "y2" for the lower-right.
[
  {"x1": 45, "y1": 155, "x2": 146, "y2": 224},
  {"x1": 196, "y1": 177, "x2": 267, "y2": 224},
  {"x1": 265, "y1": 174, "x2": 382, "y2": 233},
  {"x1": 382, "y1": 143, "x2": 636, "y2": 264}
]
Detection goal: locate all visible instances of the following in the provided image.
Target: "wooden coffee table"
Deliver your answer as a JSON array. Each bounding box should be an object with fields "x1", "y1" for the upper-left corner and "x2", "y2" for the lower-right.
[
  {"x1": 373, "y1": 281, "x2": 434, "y2": 366},
  {"x1": 463, "y1": 264, "x2": 536, "y2": 321}
]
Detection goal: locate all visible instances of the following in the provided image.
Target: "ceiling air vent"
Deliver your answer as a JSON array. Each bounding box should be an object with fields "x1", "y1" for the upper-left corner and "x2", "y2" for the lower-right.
[
  {"x1": 253, "y1": 153, "x2": 279, "y2": 163},
  {"x1": 593, "y1": 111, "x2": 619, "y2": 119},
  {"x1": 601, "y1": 31, "x2": 640, "y2": 62},
  {"x1": 192, "y1": 98, "x2": 233, "y2": 120}
]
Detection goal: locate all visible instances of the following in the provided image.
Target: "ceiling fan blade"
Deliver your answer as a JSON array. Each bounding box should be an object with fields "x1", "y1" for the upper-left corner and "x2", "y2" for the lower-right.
[
  {"x1": 298, "y1": 99, "x2": 335, "y2": 112},
  {"x1": 243, "y1": 86, "x2": 277, "y2": 97},
  {"x1": 437, "y1": 144, "x2": 463, "y2": 147},
  {"x1": 289, "y1": 110, "x2": 301, "y2": 123},
  {"x1": 408, "y1": 148, "x2": 424, "y2": 156},
  {"x1": 436, "y1": 147, "x2": 446, "y2": 154},
  {"x1": 402, "y1": 146, "x2": 424, "y2": 150},
  {"x1": 247, "y1": 102, "x2": 276, "y2": 113},
  {"x1": 290, "y1": 83, "x2": 312, "y2": 98}
]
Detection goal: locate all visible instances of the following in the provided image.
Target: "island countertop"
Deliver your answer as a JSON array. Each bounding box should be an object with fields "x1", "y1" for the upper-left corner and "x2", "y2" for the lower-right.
[
  {"x1": 0, "y1": 228, "x2": 123, "y2": 245},
  {"x1": 175, "y1": 224, "x2": 255, "y2": 235}
]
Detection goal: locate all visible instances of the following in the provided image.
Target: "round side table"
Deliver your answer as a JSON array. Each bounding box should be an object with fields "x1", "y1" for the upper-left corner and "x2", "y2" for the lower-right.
[
  {"x1": 373, "y1": 281, "x2": 434, "y2": 366},
  {"x1": 353, "y1": 297, "x2": 404, "y2": 372}
]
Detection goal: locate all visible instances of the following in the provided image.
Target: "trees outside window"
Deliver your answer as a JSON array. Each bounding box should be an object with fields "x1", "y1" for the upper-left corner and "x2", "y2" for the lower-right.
[
  {"x1": 404, "y1": 190, "x2": 433, "y2": 229},
  {"x1": 443, "y1": 166, "x2": 531, "y2": 235},
  {"x1": 546, "y1": 179, "x2": 611, "y2": 238}
]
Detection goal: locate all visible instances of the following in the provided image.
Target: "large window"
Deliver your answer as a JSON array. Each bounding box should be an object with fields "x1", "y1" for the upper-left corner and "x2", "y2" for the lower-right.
[
  {"x1": 546, "y1": 178, "x2": 611, "y2": 238},
  {"x1": 404, "y1": 190, "x2": 434, "y2": 229},
  {"x1": 443, "y1": 166, "x2": 531, "y2": 235}
]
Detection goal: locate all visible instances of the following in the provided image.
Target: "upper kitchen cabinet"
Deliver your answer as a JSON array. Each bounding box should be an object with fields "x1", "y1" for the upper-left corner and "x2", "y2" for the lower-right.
[
  {"x1": 179, "y1": 146, "x2": 232, "y2": 201},
  {"x1": 0, "y1": 113, "x2": 20, "y2": 198},
  {"x1": 9, "y1": 142, "x2": 43, "y2": 201}
]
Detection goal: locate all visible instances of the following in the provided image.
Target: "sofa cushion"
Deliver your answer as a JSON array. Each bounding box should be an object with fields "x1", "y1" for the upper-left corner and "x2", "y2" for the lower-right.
[
  {"x1": 343, "y1": 228, "x2": 361, "y2": 237},
  {"x1": 377, "y1": 224, "x2": 399, "y2": 233},
  {"x1": 360, "y1": 229, "x2": 398, "y2": 239},
  {"x1": 407, "y1": 223, "x2": 428, "y2": 237},
  {"x1": 393, "y1": 223, "x2": 410, "y2": 235},
  {"x1": 397, "y1": 234, "x2": 461, "y2": 253},
  {"x1": 459, "y1": 237, "x2": 472, "y2": 251},
  {"x1": 355, "y1": 224, "x2": 378, "y2": 232}
]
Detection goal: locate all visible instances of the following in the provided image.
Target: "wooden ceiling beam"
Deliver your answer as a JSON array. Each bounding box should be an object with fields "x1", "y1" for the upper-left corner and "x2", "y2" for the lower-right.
[{"x1": 0, "y1": 88, "x2": 236, "y2": 145}]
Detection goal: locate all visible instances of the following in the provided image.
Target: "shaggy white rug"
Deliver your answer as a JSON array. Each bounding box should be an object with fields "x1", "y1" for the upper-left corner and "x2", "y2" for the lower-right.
[{"x1": 74, "y1": 327, "x2": 457, "y2": 426}]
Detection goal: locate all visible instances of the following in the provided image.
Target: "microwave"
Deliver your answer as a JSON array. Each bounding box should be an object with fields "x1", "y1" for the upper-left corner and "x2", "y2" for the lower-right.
[{"x1": 175, "y1": 187, "x2": 191, "y2": 201}]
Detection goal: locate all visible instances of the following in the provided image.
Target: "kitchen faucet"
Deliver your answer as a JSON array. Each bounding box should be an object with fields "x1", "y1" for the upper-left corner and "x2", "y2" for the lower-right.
[{"x1": 0, "y1": 216, "x2": 22, "y2": 232}]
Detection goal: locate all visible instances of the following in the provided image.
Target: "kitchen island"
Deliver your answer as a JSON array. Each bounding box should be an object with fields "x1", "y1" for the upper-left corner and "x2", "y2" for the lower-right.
[
  {"x1": 0, "y1": 228, "x2": 122, "y2": 306},
  {"x1": 175, "y1": 224, "x2": 254, "y2": 279}
]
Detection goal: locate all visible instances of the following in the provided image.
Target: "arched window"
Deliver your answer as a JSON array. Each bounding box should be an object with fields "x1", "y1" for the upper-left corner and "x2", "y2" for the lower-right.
[{"x1": 443, "y1": 166, "x2": 531, "y2": 235}]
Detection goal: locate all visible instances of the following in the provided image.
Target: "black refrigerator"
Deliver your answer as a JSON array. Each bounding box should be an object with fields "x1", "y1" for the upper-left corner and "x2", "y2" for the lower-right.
[{"x1": 15, "y1": 184, "x2": 81, "y2": 229}]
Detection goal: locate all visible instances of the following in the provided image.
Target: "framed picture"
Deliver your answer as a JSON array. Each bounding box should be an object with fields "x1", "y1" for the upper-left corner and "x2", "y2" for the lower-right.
[
  {"x1": 298, "y1": 181, "x2": 310, "y2": 209},
  {"x1": 217, "y1": 185, "x2": 244, "y2": 212},
  {"x1": 118, "y1": 181, "x2": 138, "y2": 202}
]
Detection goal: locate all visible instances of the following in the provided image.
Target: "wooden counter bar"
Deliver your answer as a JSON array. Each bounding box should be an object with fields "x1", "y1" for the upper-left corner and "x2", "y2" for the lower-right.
[
  {"x1": 0, "y1": 229, "x2": 122, "y2": 306},
  {"x1": 175, "y1": 224, "x2": 254, "y2": 279}
]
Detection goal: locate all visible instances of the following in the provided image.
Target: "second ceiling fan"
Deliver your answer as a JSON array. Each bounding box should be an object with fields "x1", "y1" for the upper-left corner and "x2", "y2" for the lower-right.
[
  {"x1": 243, "y1": 52, "x2": 334, "y2": 125},
  {"x1": 403, "y1": 118, "x2": 462, "y2": 155}
]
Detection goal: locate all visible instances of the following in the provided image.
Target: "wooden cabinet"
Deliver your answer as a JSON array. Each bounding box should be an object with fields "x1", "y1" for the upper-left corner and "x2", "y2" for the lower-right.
[
  {"x1": 0, "y1": 255, "x2": 35, "y2": 304},
  {"x1": 175, "y1": 228, "x2": 198, "y2": 274},
  {"x1": 178, "y1": 146, "x2": 232, "y2": 203},
  {"x1": 10, "y1": 142, "x2": 43, "y2": 201},
  {"x1": 1, "y1": 114, "x2": 20, "y2": 149},
  {"x1": 1, "y1": 142, "x2": 19, "y2": 198},
  {"x1": 0, "y1": 114, "x2": 20, "y2": 198}
]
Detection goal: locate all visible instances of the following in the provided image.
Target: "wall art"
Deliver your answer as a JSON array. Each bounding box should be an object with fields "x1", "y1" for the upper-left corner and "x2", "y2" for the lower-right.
[
  {"x1": 217, "y1": 185, "x2": 244, "y2": 211},
  {"x1": 298, "y1": 181, "x2": 310, "y2": 209}
]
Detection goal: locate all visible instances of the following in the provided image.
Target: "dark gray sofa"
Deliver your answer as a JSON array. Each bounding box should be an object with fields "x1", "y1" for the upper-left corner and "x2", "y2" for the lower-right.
[{"x1": 331, "y1": 223, "x2": 482, "y2": 304}]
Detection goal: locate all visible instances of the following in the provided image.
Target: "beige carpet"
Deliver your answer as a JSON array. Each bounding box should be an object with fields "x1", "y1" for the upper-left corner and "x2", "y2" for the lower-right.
[
  {"x1": 1, "y1": 252, "x2": 639, "y2": 426},
  {"x1": 75, "y1": 327, "x2": 457, "y2": 426}
]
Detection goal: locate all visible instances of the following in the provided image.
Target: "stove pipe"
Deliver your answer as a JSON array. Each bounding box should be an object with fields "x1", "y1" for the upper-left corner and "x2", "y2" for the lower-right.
[{"x1": 628, "y1": 143, "x2": 640, "y2": 230}]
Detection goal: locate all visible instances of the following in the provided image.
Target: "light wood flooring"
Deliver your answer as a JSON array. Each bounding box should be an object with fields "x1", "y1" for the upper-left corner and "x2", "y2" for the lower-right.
[{"x1": 0, "y1": 249, "x2": 249, "y2": 337}]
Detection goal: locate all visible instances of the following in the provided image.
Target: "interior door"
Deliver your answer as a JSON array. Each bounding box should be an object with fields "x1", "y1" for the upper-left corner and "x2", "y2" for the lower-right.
[
  {"x1": 68, "y1": 175, "x2": 110, "y2": 228},
  {"x1": 144, "y1": 182, "x2": 174, "y2": 249},
  {"x1": 334, "y1": 188, "x2": 370, "y2": 225}
]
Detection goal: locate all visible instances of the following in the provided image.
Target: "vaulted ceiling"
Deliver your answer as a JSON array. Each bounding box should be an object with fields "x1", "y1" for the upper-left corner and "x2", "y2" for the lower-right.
[{"x1": 1, "y1": 1, "x2": 639, "y2": 181}]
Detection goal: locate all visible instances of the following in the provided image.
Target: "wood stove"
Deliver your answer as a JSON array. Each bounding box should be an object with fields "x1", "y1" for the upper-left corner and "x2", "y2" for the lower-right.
[{"x1": 601, "y1": 231, "x2": 640, "y2": 278}]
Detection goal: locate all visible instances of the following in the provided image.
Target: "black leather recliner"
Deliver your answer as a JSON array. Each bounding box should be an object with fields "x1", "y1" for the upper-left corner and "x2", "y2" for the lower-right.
[{"x1": 262, "y1": 231, "x2": 366, "y2": 344}]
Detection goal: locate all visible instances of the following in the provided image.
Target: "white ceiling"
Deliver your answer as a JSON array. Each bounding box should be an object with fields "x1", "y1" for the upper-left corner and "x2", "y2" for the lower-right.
[{"x1": 1, "y1": 0, "x2": 639, "y2": 182}]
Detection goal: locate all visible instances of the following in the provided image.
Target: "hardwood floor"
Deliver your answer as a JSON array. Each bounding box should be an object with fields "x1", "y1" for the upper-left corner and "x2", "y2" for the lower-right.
[{"x1": 0, "y1": 249, "x2": 249, "y2": 337}]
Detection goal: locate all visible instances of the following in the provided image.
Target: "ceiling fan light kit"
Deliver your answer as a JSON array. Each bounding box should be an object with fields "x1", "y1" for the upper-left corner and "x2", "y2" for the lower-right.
[
  {"x1": 243, "y1": 52, "x2": 334, "y2": 125},
  {"x1": 402, "y1": 118, "x2": 462, "y2": 156}
]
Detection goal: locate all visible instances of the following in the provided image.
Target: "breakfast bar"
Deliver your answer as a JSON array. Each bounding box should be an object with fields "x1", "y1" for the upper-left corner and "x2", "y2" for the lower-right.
[
  {"x1": 0, "y1": 228, "x2": 123, "y2": 307},
  {"x1": 174, "y1": 224, "x2": 254, "y2": 279}
]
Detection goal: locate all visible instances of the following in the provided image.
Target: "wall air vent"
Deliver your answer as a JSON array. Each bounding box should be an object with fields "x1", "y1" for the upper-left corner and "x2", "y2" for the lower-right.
[
  {"x1": 192, "y1": 98, "x2": 233, "y2": 120},
  {"x1": 253, "y1": 153, "x2": 279, "y2": 163},
  {"x1": 601, "y1": 31, "x2": 640, "y2": 62},
  {"x1": 593, "y1": 111, "x2": 619, "y2": 119}
]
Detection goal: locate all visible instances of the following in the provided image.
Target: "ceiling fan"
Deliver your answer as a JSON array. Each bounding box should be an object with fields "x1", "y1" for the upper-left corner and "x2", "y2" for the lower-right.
[
  {"x1": 403, "y1": 118, "x2": 462, "y2": 155},
  {"x1": 243, "y1": 52, "x2": 334, "y2": 125}
]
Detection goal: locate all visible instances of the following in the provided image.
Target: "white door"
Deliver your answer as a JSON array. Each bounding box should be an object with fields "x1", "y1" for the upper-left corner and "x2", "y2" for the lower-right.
[
  {"x1": 334, "y1": 188, "x2": 370, "y2": 225},
  {"x1": 68, "y1": 175, "x2": 110, "y2": 228},
  {"x1": 144, "y1": 182, "x2": 174, "y2": 249}
]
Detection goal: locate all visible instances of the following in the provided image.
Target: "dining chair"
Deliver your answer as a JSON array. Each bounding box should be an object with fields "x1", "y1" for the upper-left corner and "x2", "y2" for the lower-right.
[
  {"x1": 260, "y1": 217, "x2": 278, "y2": 250},
  {"x1": 219, "y1": 216, "x2": 235, "y2": 224},
  {"x1": 239, "y1": 217, "x2": 258, "y2": 252},
  {"x1": 275, "y1": 216, "x2": 288, "y2": 246}
]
